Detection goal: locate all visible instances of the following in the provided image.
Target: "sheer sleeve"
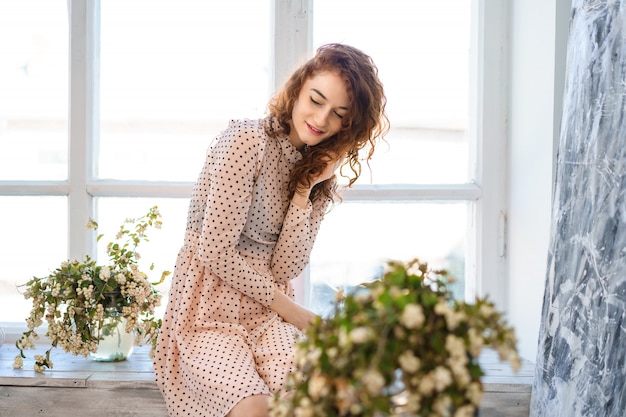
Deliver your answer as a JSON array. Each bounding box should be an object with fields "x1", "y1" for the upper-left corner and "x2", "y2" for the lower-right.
[
  {"x1": 195, "y1": 119, "x2": 276, "y2": 307},
  {"x1": 270, "y1": 193, "x2": 332, "y2": 283}
]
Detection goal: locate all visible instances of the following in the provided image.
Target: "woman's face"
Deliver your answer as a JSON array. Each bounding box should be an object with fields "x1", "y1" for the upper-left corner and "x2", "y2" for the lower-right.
[{"x1": 288, "y1": 71, "x2": 349, "y2": 150}]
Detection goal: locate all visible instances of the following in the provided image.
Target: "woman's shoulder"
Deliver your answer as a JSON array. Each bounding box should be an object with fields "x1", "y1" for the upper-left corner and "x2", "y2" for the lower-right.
[
  {"x1": 211, "y1": 118, "x2": 270, "y2": 158},
  {"x1": 217, "y1": 118, "x2": 269, "y2": 178},
  {"x1": 224, "y1": 118, "x2": 266, "y2": 135},
  {"x1": 212, "y1": 118, "x2": 268, "y2": 147},
  {"x1": 225, "y1": 117, "x2": 286, "y2": 138}
]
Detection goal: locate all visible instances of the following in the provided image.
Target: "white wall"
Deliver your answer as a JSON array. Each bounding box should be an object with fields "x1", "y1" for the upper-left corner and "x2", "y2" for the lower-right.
[{"x1": 506, "y1": 0, "x2": 570, "y2": 362}]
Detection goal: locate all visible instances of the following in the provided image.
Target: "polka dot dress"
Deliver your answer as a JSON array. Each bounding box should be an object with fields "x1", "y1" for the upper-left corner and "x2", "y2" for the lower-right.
[{"x1": 153, "y1": 117, "x2": 330, "y2": 417}]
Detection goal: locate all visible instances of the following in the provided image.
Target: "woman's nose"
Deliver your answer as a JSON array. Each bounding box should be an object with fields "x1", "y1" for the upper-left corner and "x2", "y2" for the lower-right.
[{"x1": 314, "y1": 109, "x2": 331, "y2": 127}]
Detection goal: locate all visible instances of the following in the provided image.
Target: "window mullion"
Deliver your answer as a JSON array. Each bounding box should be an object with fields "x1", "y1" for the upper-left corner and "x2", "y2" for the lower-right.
[
  {"x1": 68, "y1": 0, "x2": 100, "y2": 261},
  {"x1": 342, "y1": 183, "x2": 481, "y2": 202},
  {"x1": 270, "y1": 0, "x2": 313, "y2": 91},
  {"x1": 270, "y1": 0, "x2": 313, "y2": 305},
  {"x1": 0, "y1": 181, "x2": 69, "y2": 195},
  {"x1": 84, "y1": 180, "x2": 480, "y2": 201},
  {"x1": 472, "y1": 0, "x2": 509, "y2": 309}
]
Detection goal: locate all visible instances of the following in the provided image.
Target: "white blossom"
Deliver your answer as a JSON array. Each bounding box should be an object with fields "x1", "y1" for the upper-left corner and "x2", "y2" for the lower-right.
[
  {"x1": 302, "y1": 347, "x2": 322, "y2": 367},
  {"x1": 498, "y1": 348, "x2": 521, "y2": 372},
  {"x1": 433, "y1": 395, "x2": 453, "y2": 417},
  {"x1": 434, "y1": 300, "x2": 450, "y2": 314},
  {"x1": 308, "y1": 372, "x2": 329, "y2": 400},
  {"x1": 51, "y1": 284, "x2": 61, "y2": 297},
  {"x1": 448, "y1": 356, "x2": 471, "y2": 387},
  {"x1": 479, "y1": 304, "x2": 495, "y2": 318},
  {"x1": 20, "y1": 335, "x2": 36, "y2": 349},
  {"x1": 454, "y1": 405, "x2": 476, "y2": 417},
  {"x1": 349, "y1": 326, "x2": 374, "y2": 344},
  {"x1": 389, "y1": 285, "x2": 407, "y2": 298},
  {"x1": 33, "y1": 355, "x2": 48, "y2": 373},
  {"x1": 400, "y1": 303, "x2": 425, "y2": 329},
  {"x1": 400, "y1": 393, "x2": 422, "y2": 414},
  {"x1": 466, "y1": 382, "x2": 483, "y2": 405},
  {"x1": 294, "y1": 398, "x2": 314, "y2": 417},
  {"x1": 398, "y1": 350, "x2": 421, "y2": 373},
  {"x1": 12, "y1": 356, "x2": 23, "y2": 369},
  {"x1": 418, "y1": 373, "x2": 436, "y2": 396},
  {"x1": 115, "y1": 273, "x2": 127, "y2": 285},
  {"x1": 446, "y1": 311, "x2": 467, "y2": 330},
  {"x1": 433, "y1": 366, "x2": 453, "y2": 392},
  {"x1": 100, "y1": 266, "x2": 111, "y2": 280},
  {"x1": 434, "y1": 301, "x2": 466, "y2": 330},
  {"x1": 326, "y1": 347, "x2": 338, "y2": 359},
  {"x1": 334, "y1": 379, "x2": 358, "y2": 414},
  {"x1": 445, "y1": 334, "x2": 466, "y2": 359},
  {"x1": 81, "y1": 285, "x2": 94, "y2": 300},
  {"x1": 362, "y1": 369, "x2": 386, "y2": 395}
]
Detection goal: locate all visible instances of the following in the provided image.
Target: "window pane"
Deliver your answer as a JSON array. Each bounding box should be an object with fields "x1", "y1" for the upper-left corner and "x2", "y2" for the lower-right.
[
  {"x1": 309, "y1": 202, "x2": 467, "y2": 317},
  {"x1": 0, "y1": 197, "x2": 67, "y2": 322},
  {"x1": 0, "y1": 1, "x2": 68, "y2": 181},
  {"x1": 99, "y1": 0, "x2": 271, "y2": 181},
  {"x1": 314, "y1": 0, "x2": 471, "y2": 184},
  {"x1": 96, "y1": 197, "x2": 189, "y2": 319}
]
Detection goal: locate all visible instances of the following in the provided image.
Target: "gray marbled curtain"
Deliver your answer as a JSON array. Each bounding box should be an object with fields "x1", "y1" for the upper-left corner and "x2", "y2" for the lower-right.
[{"x1": 530, "y1": 1, "x2": 626, "y2": 416}]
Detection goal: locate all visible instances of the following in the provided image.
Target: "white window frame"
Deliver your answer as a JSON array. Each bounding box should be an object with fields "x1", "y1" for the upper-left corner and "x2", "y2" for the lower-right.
[
  {"x1": 0, "y1": 0, "x2": 509, "y2": 336},
  {"x1": 470, "y1": 0, "x2": 509, "y2": 308},
  {"x1": 270, "y1": 0, "x2": 509, "y2": 308}
]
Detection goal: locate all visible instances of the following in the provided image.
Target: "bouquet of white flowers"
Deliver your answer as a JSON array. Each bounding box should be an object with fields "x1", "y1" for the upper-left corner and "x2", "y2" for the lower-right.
[
  {"x1": 270, "y1": 258, "x2": 519, "y2": 417},
  {"x1": 14, "y1": 206, "x2": 170, "y2": 372}
]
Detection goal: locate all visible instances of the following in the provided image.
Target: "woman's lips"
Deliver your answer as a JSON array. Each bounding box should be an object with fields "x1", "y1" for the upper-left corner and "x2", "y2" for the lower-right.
[{"x1": 306, "y1": 122, "x2": 324, "y2": 136}]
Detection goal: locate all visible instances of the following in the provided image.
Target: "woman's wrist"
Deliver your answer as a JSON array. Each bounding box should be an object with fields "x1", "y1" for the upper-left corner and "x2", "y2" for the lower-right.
[
  {"x1": 269, "y1": 288, "x2": 317, "y2": 330},
  {"x1": 291, "y1": 188, "x2": 311, "y2": 209},
  {"x1": 269, "y1": 289, "x2": 291, "y2": 316}
]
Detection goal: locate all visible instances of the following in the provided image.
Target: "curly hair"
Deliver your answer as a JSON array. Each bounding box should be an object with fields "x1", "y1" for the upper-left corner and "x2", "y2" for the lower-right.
[{"x1": 266, "y1": 43, "x2": 389, "y2": 202}]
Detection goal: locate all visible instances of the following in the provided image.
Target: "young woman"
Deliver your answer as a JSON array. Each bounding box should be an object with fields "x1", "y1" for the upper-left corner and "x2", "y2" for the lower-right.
[{"x1": 154, "y1": 43, "x2": 389, "y2": 417}]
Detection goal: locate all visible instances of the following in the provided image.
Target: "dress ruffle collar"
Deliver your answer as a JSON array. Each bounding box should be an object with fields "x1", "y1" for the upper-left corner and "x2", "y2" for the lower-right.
[{"x1": 263, "y1": 116, "x2": 302, "y2": 165}]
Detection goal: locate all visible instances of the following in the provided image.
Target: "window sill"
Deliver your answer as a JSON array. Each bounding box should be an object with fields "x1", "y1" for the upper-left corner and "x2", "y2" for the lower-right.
[
  {"x1": 0, "y1": 330, "x2": 534, "y2": 417},
  {"x1": 0, "y1": 343, "x2": 167, "y2": 417}
]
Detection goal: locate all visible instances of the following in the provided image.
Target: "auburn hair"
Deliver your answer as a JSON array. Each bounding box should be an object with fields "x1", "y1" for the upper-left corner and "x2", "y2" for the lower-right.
[{"x1": 266, "y1": 43, "x2": 389, "y2": 202}]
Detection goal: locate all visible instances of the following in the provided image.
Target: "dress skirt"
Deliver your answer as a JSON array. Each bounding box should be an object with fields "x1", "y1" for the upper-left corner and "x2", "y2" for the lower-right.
[{"x1": 153, "y1": 241, "x2": 301, "y2": 417}]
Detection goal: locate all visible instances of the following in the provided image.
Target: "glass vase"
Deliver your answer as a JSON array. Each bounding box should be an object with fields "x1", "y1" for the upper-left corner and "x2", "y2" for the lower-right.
[{"x1": 89, "y1": 293, "x2": 135, "y2": 362}]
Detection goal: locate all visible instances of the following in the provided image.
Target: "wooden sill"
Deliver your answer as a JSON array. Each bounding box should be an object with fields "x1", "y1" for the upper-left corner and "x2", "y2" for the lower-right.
[{"x1": 0, "y1": 343, "x2": 534, "y2": 417}]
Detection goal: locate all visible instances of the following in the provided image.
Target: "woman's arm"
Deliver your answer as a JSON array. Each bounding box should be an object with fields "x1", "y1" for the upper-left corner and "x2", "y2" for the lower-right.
[
  {"x1": 269, "y1": 158, "x2": 343, "y2": 329},
  {"x1": 270, "y1": 158, "x2": 341, "y2": 283},
  {"x1": 195, "y1": 119, "x2": 277, "y2": 307},
  {"x1": 269, "y1": 289, "x2": 317, "y2": 331}
]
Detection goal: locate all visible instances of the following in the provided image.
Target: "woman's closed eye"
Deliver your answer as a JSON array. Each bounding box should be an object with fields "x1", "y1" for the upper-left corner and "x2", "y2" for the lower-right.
[{"x1": 310, "y1": 96, "x2": 345, "y2": 119}]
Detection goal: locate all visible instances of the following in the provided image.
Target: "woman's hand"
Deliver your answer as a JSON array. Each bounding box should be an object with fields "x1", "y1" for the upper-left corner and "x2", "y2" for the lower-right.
[
  {"x1": 291, "y1": 155, "x2": 343, "y2": 209},
  {"x1": 269, "y1": 289, "x2": 318, "y2": 331},
  {"x1": 312, "y1": 156, "x2": 343, "y2": 186}
]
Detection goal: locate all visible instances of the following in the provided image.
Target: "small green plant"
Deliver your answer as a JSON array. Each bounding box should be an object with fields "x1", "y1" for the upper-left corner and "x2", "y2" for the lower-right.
[
  {"x1": 269, "y1": 258, "x2": 519, "y2": 417},
  {"x1": 14, "y1": 206, "x2": 170, "y2": 372}
]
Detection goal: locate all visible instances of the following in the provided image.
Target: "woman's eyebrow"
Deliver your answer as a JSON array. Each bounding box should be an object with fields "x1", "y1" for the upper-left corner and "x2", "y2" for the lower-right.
[{"x1": 311, "y1": 88, "x2": 348, "y2": 110}]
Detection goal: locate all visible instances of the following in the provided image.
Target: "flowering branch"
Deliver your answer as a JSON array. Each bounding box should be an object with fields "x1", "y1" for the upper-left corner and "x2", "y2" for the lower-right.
[
  {"x1": 269, "y1": 258, "x2": 520, "y2": 417},
  {"x1": 14, "y1": 206, "x2": 170, "y2": 372}
]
